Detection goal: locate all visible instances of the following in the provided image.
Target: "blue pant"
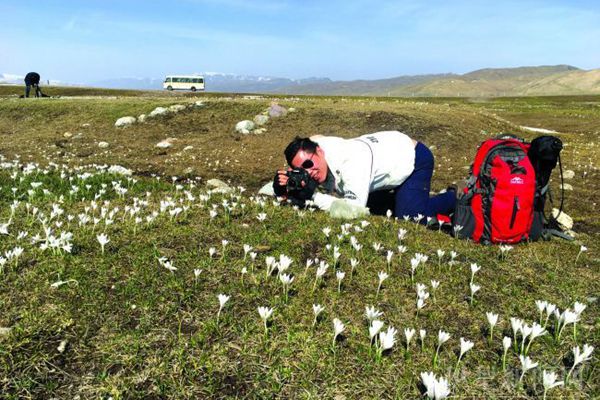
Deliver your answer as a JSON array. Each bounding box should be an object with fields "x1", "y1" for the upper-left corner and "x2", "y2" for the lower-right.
[{"x1": 394, "y1": 142, "x2": 455, "y2": 219}]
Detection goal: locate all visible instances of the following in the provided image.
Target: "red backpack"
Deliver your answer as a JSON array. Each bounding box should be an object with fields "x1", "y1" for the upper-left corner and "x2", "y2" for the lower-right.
[{"x1": 453, "y1": 136, "x2": 539, "y2": 244}]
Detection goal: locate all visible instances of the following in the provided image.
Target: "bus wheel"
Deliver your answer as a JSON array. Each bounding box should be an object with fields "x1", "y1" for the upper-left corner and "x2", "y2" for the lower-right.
[
  {"x1": 167, "y1": 86, "x2": 173, "y2": 91},
  {"x1": 191, "y1": 87, "x2": 196, "y2": 92}
]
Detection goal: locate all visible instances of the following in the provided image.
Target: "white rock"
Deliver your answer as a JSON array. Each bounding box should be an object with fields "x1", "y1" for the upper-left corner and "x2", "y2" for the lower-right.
[
  {"x1": 563, "y1": 170, "x2": 575, "y2": 179},
  {"x1": 149, "y1": 107, "x2": 169, "y2": 117},
  {"x1": 235, "y1": 120, "x2": 255, "y2": 133},
  {"x1": 81, "y1": 123, "x2": 90, "y2": 128},
  {"x1": 183, "y1": 145, "x2": 194, "y2": 151},
  {"x1": 98, "y1": 142, "x2": 109, "y2": 148},
  {"x1": 156, "y1": 138, "x2": 176, "y2": 148},
  {"x1": 0, "y1": 327, "x2": 11, "y2": 336},
  {"x1": 288, "y1": 107, "x2": 296, "y2": 112},
  {"x1": 108, "y1": 165, "x2": 133, "y2": 176},
  {"x1": 254, "y1": 128, "x2": 267, "y2": 134},
  {"x1": 253, "y1": 115, "x2": 269, "y2": 126},
  {"x1": 115, "y1": 116, "x2": 136, "y2": 127},
  {"x1": 194, "y1": 101, "x2": 205, "y2": 107},
  {"x1": 258, "y1": 182, "x2": 275, "y2": 196},
  {"x1": 268, "y1": 103, "x2": 287, "y2": 117},
  {"x1": 169, "y1": 104, "x2": 186, "y2": 113},
  {"x1": 63, "y1": 132, "x2": 73, "y2": 138},
  {"x1": 560, "y1": 183, "x2": 573, "y2": 191},
  {"x1": 552, "y1": 208, "x2": 573, "y2": 230},
  {"x1": 206, "y1": 178, "x2": 233, "y2": 193},
  {"x1": 138, "y1": 114, "x2": 147, "y2": 123}
]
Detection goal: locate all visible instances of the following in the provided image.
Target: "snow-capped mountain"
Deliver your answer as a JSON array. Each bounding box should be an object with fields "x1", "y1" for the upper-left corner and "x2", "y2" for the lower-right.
[
  {"x1": 0, "y1": 73, "x2": 72, "y2": 86},
  {"x1": 89, "y1": 73, "x2": 332, "y2": 92}
]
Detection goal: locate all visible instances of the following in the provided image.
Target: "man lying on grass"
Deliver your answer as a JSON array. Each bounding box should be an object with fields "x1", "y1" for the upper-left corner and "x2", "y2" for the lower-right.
[{"x1": 273, "y1": 131, "x2": 457, "y2": 220}]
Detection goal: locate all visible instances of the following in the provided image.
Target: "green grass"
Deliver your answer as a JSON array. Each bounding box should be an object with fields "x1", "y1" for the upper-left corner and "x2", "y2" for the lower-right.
[{"x1": 0, "y1": 90, "x2": 598, "y2": 399}]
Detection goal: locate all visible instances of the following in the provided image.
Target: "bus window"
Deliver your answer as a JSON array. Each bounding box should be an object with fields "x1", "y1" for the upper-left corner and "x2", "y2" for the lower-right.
[{"x1": 165, "y1": 77, "x2": 172, "y2": 82}]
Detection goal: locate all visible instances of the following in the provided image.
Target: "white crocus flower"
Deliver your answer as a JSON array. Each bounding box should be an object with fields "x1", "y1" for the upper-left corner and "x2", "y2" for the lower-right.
[
  {"x1": 420, "y1": 329, "x2": 427, "y2": 350},
  {"x1": 208, "y1": 247, "x2": 216, "y2": 257},
  {"x1": 469, "y1": 283, "x2": 480, "y2": 305},
  {"x1": 243, "y1": 244, "x2": 252, "y2": 259},
  {"x1": 542, "y1": 370, "x2": 563, "y2": 400},
  {"x1": 336, "y1": 270, "x2": 345, "y2": 292},
  {"x1": 455, "y1": 338, "x2": 474, "y2": 371},
  {"x1": 365, "y1": 306, "x2": 383, "y2": 321},
  {"x1": 216, "y1": 294, "x2": 230, "y2": 325},
  {"x1": 350, "y1": 258, "x2": 359, "y2": 275},
  {"x1": 567, "y1": 344, "x2": 594, "y2": 382},
  {"x1": 332, "y1": 318, "x2": 346, "y2": 346},
  {"x1": 433, "y1": 330, "x2": 450, "y2": 366},
  {"x1": 470, "y1": 263, "x2": 481, "y2": 285},
  {"x1": 518, "y1": 355, "x2": 538, "y2": 382},
  {"x1": 404, "y1": 328, "x2": 416, "y2": 351},
  {"x1": 312, "y1": 304, "x2": 325, "y2": 326},
  {"x1": 377, "y1": 271, "x2": 389, "y2": 296},
  {"x1": 96, "y1": 233, "x2": 110, "y2": 254},
  {"x1": 510, "y1": 317, "x2": 523, "y2": 349},
  {"x1": 420, "y1": 372, "x2": 451, "y2": 400},
  {"x1": 379, "y1": 326, "x2": 397, "y2": 352},
  {"x1": 575, "y1": 244, "x2": 587, "y2": 263},
  {"x1": 536, "y1": 300, "x2": 548, "y2": 323},
  {"x1": 502, "y1": 336, "x2": 512, "y2": 370},
  {"x1": 525, "y1": 322, "x2": 546, "y2": 354},
  {"x1": 258, "y1": 306, "x2": 274, "y2": 334},
  {"x1": 486, "y1": 312, "x2": 499, "y2": 340},
  {"x1": 397, "y1": 228, "x2": 407, "y2": 241},
  {"x1": 193, "y1": 268, "x2": 202, "y2": 281},
  {"x1": 369, "y1": 320, "x2": 385, "y2": 342}
]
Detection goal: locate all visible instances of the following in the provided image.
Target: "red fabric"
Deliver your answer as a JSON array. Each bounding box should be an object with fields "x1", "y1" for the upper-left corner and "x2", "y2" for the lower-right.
[{"x1": 470, "y1": 139, "x2": 535, "y2": 243}]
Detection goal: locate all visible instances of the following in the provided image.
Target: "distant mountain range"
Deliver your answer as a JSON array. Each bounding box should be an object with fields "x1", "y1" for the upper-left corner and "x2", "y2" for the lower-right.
[{"x1": 3, "y1": 65, "x2": 600, "y2": 96}]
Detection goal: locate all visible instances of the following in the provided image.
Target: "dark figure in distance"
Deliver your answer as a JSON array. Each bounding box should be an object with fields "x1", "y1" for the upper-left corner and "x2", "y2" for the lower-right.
[{"x1": 24, "y1": 72, "x2": 42, "y2": 98}]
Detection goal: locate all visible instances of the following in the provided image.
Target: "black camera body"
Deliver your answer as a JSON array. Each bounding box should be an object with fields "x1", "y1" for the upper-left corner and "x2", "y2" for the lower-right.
[
  {"x1": 272, "y1": 167, "x2": 318, "y2": 207},
  {"x1": 286, "y1": 168, "x2": 311, "y2": 193}
]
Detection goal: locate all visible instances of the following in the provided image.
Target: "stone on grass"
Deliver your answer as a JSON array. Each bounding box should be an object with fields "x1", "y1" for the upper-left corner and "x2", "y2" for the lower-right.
[
  {"x1": 235, "y1": 120, "x2": 255, "y2": 134},
  {"x1": 156, "y1": 138, "x2": 177, "y2": 148},
  {"x1": 108, "y1": 165, "x2": 133, "y2": 176},
  {"x1": 206, "y1": 178, "x2": 233, "y2": 193},
  {"x1": 115, "y1": 116, "x2": 136, "y2": 127},
  {"x1": 560, "y1": 183, "x2": 573, "y2": 191},
  {"x1": 149, "y1": 107, "x2": 169, "y2": 117},
  {"x1": 138, "y1": 114, "x2": 147, "y2": 123},
  {"x1": 0, "y1": 327, "x2": 11, "y2": 336},
  {"x1": 254, "y1": 128, "x2": 267, "y2": 134},
  {"x1": 81, "y1": 123, "x2": 91, "y2": 128},
  {"x1": 183, "y1": 145, "x2": 194, "y2": 151},
  {"x1": 98, "y1": 142, "x2": 109, "y2": 149},
  {"x1": 258, "y1": 182, "x2": 275, "y2": 196},
  {"x1": 268, "y1": 103, "x2": 287, "y2": 117},
  {"x1": 552, "y1": 208, "x2": 573, "y2": 230},
  {"x1": 563, "y1": 170, "x2": 575, "y2": 179},
  {"x1": 169, "y1": 104, "x2": 186, "y2": 113},
  {"x1": 194, "y1": 101, "x2": 205, "y2": 107},
  {"x1": 63, "y1": 132, "x2": 73, "y2": 138},
  {"x1": 253, "y1": 114, "x2": 269, "y2": 126}
]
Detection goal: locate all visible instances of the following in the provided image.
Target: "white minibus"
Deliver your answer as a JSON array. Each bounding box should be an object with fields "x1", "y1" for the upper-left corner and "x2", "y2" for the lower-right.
[{"x1": 163, "y1": 75, "x2": 205, "y2": 92}]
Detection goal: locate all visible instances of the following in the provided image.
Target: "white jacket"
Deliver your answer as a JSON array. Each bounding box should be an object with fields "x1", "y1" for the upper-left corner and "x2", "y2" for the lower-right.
[{"x1": 311, "y1": 131, "x2": 416, "y2": 211}]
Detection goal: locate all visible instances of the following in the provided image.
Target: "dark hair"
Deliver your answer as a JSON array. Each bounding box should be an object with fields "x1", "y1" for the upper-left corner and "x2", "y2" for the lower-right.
[{"x1": 284, "y1": 136, "x2": 318, "y2": 166}]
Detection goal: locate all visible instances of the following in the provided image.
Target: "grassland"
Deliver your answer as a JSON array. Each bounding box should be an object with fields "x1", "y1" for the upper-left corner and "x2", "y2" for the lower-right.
[{"x1": 0, "y1": 88, "x2": 598, "y2": 399}]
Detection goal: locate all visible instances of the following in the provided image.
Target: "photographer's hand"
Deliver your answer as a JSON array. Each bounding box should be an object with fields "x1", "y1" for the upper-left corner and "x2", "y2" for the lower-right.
[{"x1": 273, "y1": 169, "x2": 291, "y2": 198}]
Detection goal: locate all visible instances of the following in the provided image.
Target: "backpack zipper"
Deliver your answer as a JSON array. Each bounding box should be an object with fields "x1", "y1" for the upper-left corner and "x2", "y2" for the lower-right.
[{"x1": 509, "y1": 196, "x2": 519, "y2": 229}]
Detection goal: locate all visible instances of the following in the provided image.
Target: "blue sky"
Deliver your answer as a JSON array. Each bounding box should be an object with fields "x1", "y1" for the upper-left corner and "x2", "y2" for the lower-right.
[{"x1": 1, "y1": 0, "x2": 599, "y2": 83}]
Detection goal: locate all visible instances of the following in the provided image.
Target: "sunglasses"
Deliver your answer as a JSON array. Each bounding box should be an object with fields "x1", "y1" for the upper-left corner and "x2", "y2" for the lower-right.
[{"x1": 301, "y1": 159, "x2": 314, "y2": 169}]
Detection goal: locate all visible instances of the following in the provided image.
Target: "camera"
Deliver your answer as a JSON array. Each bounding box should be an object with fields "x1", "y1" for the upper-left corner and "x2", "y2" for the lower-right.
[{"x1": 286, "y1": 168, "x2": 311, "y2": 193}]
